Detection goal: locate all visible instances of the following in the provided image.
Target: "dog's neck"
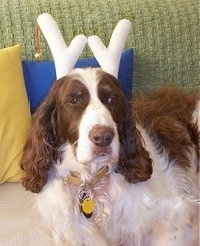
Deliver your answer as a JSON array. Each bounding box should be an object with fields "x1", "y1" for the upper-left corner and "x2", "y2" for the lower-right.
[
  {"x1": 51, "y1": 145, "x2": 121, "y2": 220},
  {"x1": 63, "y1": 165, "x2": 110, "y2": 218}
]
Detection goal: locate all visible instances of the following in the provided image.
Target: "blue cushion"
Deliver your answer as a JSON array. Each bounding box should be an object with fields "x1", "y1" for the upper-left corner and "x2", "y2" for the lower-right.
[{"x1": 22, "y1": 48, "x2": 133, "y2": 114}]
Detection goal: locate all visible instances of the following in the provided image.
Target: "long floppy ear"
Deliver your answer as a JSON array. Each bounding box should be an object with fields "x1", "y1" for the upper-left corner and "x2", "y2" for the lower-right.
[
  {"x1": 117, "y1": 98, "x2": 153, "y2": 183},
  {"x1": 21, "y1": 80, "x2": 63, "y2": 193}
]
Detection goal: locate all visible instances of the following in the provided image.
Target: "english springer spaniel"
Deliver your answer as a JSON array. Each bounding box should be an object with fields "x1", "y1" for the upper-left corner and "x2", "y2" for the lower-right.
[{"x1": 21, "y1": 68, "x2": 199, "y2": 246}]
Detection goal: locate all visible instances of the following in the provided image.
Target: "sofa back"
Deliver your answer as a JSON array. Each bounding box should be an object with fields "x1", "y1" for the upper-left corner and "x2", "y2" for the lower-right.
[{"x1": 0, "y1": 0, "x2": 199, "y2": 94}]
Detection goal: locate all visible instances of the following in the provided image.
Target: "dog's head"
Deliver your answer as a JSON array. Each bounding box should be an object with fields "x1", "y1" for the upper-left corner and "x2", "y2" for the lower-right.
[{"x1": 21, "y1": 68, "x2": 152, "y2": 193}]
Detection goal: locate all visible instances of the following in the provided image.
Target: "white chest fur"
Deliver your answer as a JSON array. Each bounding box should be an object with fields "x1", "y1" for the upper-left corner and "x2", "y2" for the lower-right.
[{"x1": 35, "y1": 125, "x2": 199, "y2": 246}]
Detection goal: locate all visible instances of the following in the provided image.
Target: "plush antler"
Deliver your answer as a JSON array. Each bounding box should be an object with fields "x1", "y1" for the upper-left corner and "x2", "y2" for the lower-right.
[
  {"x1": 37, "y1": 13, "x2": 87, "y2": 79},
  {"x1": 88, "y1": 19, "x2": 132, "y2": 78}
]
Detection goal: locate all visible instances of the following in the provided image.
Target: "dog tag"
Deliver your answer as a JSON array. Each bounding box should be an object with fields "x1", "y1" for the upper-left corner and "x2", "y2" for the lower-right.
[
  {"x1": 78, "y1": 187, "x2": 95, "y2": 218},
  {"x1": 82, "y1": 197, "x2": 95, "y2": 214},
  {"x1": 82, "y1": 197, "x2": 95, "y2": 218}
]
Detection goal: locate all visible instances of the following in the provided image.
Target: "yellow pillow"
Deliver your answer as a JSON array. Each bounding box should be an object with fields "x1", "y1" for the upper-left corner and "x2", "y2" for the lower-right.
[{"x1": 0, "y1": 44, "x2": 31, "y2": 183}]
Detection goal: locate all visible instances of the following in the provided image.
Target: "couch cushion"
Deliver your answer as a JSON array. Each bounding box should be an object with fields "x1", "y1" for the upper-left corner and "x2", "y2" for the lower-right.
[
  {"x1": 0, "y1": 44, "x2": 31, "y2": 183},
  {"x1": 22, "y1": 48, "x2": 133, "y2": 113},
  {"x1": 0, "y1": 182, "x2": 53, "y2": 246}
]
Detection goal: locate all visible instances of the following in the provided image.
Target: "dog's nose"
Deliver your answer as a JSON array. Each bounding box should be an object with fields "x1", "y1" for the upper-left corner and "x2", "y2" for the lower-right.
[{"x1": 89, "y1": 125, "x2": 114, "y2": 147}]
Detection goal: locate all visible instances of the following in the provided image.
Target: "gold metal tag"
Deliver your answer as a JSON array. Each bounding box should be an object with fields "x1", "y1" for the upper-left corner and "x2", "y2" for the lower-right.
[{"x1": 82, "y1": 197, "x2": 95, "y2": 215}]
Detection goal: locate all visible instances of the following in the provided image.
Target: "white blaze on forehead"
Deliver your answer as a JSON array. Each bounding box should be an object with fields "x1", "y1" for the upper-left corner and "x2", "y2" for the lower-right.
[{"x1": 68, "y1": 67, "x2": 102, "y2": 97}]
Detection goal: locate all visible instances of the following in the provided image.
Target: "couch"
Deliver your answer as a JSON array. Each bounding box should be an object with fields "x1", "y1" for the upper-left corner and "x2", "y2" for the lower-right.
[{"x1": 0, "y1": 0, "x2": 199, "y2": 245}]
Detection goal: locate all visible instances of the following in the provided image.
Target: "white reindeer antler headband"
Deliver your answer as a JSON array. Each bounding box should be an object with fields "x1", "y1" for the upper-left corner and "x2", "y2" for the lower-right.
[{"x1": 37, "y1": 13, "x2": 132, "y2": 79}]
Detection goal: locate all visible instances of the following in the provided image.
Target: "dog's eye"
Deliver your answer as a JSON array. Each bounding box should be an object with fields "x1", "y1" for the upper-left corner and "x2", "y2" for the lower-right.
[
  {"x1": 68, "y1": 93, "x2": 82, "y2": 105},
  {"x1": 69, "y1": 97, "x2": 81, "y2": 105},
  {"x1": 100, "y1": 93, "x2": 118, "y2": 106},
  {"x1": 107, "y1": 95, "x2": 118, "y2": 104}
]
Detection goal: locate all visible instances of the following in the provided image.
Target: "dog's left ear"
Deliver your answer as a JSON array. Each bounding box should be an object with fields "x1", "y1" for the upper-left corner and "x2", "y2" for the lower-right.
[{"x1": 117, "y1": 98, "x2": 153, "y2": 183}]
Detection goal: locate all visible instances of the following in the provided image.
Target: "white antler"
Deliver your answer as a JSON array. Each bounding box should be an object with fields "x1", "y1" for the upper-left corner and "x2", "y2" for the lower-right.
[
  {"x1": 88, "y1": 19, "x2": 132, "y2": 78},
  {"x1": 37, "y1": 13, "x2": 87, "y2": 79}
]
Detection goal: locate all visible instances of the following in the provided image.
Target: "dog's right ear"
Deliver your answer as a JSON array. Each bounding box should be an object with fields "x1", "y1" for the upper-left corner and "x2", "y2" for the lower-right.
[{"x1": 21, "y1": 79, "x2": 63, "y2": 193}]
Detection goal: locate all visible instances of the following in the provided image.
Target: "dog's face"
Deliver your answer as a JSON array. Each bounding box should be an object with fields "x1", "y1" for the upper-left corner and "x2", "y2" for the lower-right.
[
  {"x1": 21, "y1": 68, "x2": 152, "y2": 193},
  {"x1": 54, "y1": 68, "x2": 124, "y2": 167}
]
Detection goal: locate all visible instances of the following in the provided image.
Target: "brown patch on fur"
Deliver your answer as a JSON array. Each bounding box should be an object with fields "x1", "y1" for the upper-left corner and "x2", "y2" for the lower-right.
[{"x1": 133, "y1": 87, "x2": 200, "y2": 170}]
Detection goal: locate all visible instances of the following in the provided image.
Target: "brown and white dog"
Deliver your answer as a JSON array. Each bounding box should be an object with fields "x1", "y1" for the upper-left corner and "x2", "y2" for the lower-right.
[{"x1": 21, "y1": 68, "x2": 199, "y2": 246}]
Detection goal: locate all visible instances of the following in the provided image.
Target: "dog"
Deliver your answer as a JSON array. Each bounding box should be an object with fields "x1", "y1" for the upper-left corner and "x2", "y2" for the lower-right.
[{"x1": 21, "y1": 68, "x2": 199, "y2": 246}]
